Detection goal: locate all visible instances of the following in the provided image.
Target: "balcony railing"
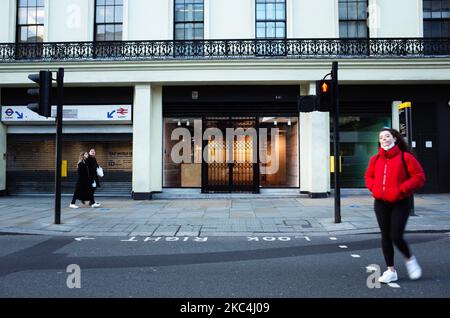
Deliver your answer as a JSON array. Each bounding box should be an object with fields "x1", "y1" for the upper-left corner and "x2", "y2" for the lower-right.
[{"x1": 1, "y1": 38, "x2": 449, "y2": 62}]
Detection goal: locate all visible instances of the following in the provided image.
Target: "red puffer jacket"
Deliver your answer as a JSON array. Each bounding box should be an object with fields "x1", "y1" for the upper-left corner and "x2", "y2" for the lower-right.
[{"x1": 365, "y1": 145, "x2": 425, "y2": 203}]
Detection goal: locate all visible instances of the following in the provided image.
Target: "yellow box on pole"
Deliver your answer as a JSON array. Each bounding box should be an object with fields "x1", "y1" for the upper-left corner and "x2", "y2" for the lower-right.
[
  {"x1": 330, "y1": 156, "x2": 342, "y2": 173},
  {"x1": 398, "y1": 101, "x2": 412, "y2": 110},
  {"x1": 62, "y1": 160, "x2": 67, "y2": 177}
]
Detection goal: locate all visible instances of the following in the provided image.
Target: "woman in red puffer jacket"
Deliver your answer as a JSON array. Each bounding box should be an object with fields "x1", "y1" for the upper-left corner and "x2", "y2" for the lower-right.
[{"x1": 365, "y1": 128, "x2": 425, "y2": 284}]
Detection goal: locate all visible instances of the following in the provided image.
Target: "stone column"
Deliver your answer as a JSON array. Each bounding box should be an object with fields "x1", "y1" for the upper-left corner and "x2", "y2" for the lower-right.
[
  {"x1": 299, "y1": 82, "x2": 331, "y2": 197},
  {"x1": 150, "y1": 85, "x2": 163, "y2": 193},
  {"x1": 132, "y1": 84, "x2": 152, "y2": 199},
  {"x1": 392, "y1": 100, "x2": 402, "y2": 131}
]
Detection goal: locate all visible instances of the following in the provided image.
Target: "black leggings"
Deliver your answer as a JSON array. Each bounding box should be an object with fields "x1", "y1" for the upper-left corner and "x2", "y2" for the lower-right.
[
  {"x1": 70, "y1": 193, "x2": 77, "y2": 205},
  {"x1": 374, "y1": 198, "x2": 412, "y2": 267},
  {"x1": 89, "y1": 187, "x2": 96, "y2": 205}
]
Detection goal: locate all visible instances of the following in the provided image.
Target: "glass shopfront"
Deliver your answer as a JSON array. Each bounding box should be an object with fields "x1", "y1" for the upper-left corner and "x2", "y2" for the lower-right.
[
  {"x1": 259, "y1": 116, "x2": 299, "y2": 188},
  {"x1": 163, "y1": 116, "x2": 299, "y2": 192},
  {"x1": 332, "y1": 115, "x2": 392, "y2": 188},
  {"x1": 163, "y1": 117, "x2": 202, "y2": 188}
]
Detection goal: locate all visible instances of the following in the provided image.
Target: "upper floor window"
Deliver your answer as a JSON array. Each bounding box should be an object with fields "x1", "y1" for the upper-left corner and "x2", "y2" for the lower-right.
[
  {"x1": 424, "y1": 0, "x2": 450, "y2": 37},
  {"x1": 95, "y1": 0, "x2": 123, "y2": 41},
  {"x1": 174, "y1": 0, "x2": 204, "y2": 40},
  {"x1": 339, "y1": 0, "x2": 368, "y2": 38},
  {"x1": 17, "y1": 0, "x2": 45, "y2": 43},
  {"x1": 256, "y1": 0, "x2": 286, "y2": 38}
]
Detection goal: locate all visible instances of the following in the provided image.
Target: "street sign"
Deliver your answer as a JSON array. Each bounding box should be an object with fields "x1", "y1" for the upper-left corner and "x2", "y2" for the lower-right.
[
  {"x1": 398, "y1": 101, "x2": 412, "y2": 141},
  {"x1": 398, "y1": 101, "x2": 415, "y2": 216},
  {"x1": 330, "y1": 155, "x2": 342, "y2": 173},
  {"x1": 1, "y1": 105, "x2": 132, "y2": 124},
  {"x1": 62, "y1": 160, "x2": 67, "y2": 177}
]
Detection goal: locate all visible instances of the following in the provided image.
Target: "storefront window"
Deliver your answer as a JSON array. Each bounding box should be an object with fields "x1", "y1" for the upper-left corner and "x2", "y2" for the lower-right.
[
  {"x1": 163, "y1": 116, "x2": 299, "y2": 189},
  {"x1": 163, "y1": 118, "x2": 202, "y2": 187},
  {"x1": 332, "y1": 116, "x2": 391, "y2": 188},
  {"x1": 259, "y1": 116, "x2": 299, "y2": 187}
]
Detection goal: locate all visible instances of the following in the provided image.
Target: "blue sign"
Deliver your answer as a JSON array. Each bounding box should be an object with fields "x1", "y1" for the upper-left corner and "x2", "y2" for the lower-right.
[
  {"x1": 107, "y1": 110, "x2": 116, "y2": 119},
  {"x1": 5, "y1": 108, "x2": 13, "y2": 116}
]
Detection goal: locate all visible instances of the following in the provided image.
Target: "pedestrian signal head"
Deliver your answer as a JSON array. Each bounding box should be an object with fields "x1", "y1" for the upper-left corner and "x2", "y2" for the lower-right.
[
  {"x1": 27, "y1": 70, "x2": 53, "y2": 118},
  {"x1": 315, "y1": 79, "x2": 333, "y2": 112}
]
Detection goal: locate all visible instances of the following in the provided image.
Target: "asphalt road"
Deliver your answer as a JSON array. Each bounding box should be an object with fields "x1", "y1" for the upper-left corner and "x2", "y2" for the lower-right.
[{"x1": 0, "y1": 232, "x2": 449, "y2": 298}]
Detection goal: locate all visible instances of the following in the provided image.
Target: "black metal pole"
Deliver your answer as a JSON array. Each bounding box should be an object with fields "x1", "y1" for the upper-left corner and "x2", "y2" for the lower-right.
[
  {"x1": 406, "y1": 104, "x2": 415, "y2": 216},
  {"x1": 332, "y1": 61, "x2": 341, "y2": 223},
  {"x1": 54, "y1": 68, "x2": 64, "y2": 224}
]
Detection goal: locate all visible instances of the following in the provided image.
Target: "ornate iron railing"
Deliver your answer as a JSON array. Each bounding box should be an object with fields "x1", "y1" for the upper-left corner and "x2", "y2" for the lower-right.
[{"x1": 1, "y1": 38, "x2": 449, "y2": 62}]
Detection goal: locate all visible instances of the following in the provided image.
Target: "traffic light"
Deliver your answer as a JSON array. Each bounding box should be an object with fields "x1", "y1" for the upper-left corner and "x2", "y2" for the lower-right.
[
  {"x1": 316, "y1": 79, "x2": 333, "y2": 112},
  {"x1": 27, "y1": 70, "x2": 52, "y2": 117}
]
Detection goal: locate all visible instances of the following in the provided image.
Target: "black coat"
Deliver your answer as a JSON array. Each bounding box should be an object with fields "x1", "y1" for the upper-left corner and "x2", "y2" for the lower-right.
[
  {"x1": 73, "y1": 160, "x2": 94, "y2": 201},
  {"x1": 86, "y1": 156, "x2": 101, "y2": 187}
]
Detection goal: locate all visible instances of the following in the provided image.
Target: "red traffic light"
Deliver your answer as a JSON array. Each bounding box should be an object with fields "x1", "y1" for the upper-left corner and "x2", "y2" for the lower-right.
[{"x1": 315, "y1": 79, "x2": 333, "y2": 112}]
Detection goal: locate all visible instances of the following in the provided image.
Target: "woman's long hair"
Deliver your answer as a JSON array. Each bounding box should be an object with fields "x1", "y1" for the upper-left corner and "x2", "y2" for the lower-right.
[
  {"x1": 379, "y1": 128, "x2": 412, "y2": 153},
  {"x1": 77, "y1": 152, "x2": 86, "y2": 165}
]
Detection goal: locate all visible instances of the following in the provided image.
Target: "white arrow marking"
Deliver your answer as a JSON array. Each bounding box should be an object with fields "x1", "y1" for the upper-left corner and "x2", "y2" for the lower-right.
[
  {"x1": 75, "y1": 236, "x2": 95, "y2": 241},
  {"x1": 329, "y1": 237, "x2": 337, "y2": 240},
  {"x1": 121, "y1": 236, "x2": 138, "y2": 242},
  {"x1": 351, "y1": 254, "x2": 361, "y2": 258},
  {"x1": 387, "y1": 283, "x2": 401, "y2": 288},
  {"x1": 339, "y1": 245, "x2": 348, "y2": 249}
]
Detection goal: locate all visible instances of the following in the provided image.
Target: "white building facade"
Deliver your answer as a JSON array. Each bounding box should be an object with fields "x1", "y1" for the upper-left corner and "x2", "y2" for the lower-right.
[{"x1": 0, "y1": 0, "x2": 449, "y2": 198}]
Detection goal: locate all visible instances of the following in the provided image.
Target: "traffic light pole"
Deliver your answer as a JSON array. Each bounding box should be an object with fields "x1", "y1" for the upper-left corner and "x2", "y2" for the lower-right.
[
  {"x1": 54, "y1": 68, "x2": 64, "y2": 224},
  {"x1": 332, "y1": 62, "x2": 341, "y2": 223},
  {"x1": 406, "y1": 104, "x2": 415, "y2": 216}
]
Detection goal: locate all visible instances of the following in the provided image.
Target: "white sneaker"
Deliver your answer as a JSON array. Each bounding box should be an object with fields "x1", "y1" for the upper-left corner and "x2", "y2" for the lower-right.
[
  {"x1": 378, "y1": 269, "x2": 398, "y2": 283},
  {"x1": 405, "y1": 256, "x2": 422, "y2": 280},
  {"x1": 91, "y1": 202, "x2": 101, "y2": 208},
  {"x1": 69, "y1": 204, "x2": 79, "y2": 209}
]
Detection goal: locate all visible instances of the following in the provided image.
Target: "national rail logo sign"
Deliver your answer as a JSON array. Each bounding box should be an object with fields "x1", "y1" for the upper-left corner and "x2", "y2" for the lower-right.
[
  {"x1": 116, "y1": 107, "x2": 128, "y2": 116},
  {"x1": 1, "y1": 105, "x2": 132, "y2": 124},
  {"x1": 106, "y1": 106, "x2": 130, "y2": 119}
]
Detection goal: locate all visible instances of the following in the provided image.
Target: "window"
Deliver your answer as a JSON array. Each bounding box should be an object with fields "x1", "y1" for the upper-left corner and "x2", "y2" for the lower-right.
[
  {"x1": 256, "y1": 0, "x2": 286, "y2": 38},
  {"x1": 331, "y1": 116, "x2": 391, "y2": 188},
  {"x1": 163, "y1": 118, "x2": 202, "y2": 187},
  {"x1": 174, "y1": 0, "x2": 204, "y2": 40},
  {"x1": 339, "y1": 0, "x2": 368, "y2": 38},
  {"x1": 424, "y1": 0, "x2": 450, "y2": 37},
  {"x1": 259, "y1": 117, "x2": 299, "y2": 188},
  {"x1": 16, "y1": 0, "x2": 45, "y2": 43},
  {"x1": 95, "y1": 0, "x2": 123, "y2": 41}
]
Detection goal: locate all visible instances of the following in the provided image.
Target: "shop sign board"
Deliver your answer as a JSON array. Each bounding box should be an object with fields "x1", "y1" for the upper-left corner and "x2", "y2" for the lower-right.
[{"x1": 1, "y1": 105, "x2": 132, "y2": 124}]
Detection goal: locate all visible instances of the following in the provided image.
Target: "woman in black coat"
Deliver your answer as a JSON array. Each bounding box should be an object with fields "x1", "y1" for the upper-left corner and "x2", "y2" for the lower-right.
[
  {"x1": 85, "y1": 148, "x2": 101, "y2": 207},
  {"x1": 69, "y1": 152, "x2": 94, "y2": 208}
]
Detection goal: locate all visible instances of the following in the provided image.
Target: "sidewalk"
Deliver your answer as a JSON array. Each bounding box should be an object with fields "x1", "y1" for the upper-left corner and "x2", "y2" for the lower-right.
[{"x1": 1, "y1": 192, "x2": 450, "y2": 237}]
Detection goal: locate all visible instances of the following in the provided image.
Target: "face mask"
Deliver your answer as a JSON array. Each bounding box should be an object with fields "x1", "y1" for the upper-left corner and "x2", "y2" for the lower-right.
[{"x1": 381, "y1": 141, "x2": 396, "y2": 151}]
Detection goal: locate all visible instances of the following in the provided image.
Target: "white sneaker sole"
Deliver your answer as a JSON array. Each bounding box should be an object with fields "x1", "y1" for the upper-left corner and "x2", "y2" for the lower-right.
[
  {"x1": 379, "y1": 279, "x2": 398, "y2": 284},
  {"x1": 378, "y1": 276, "x2": 398, "y2": 284},
  {"x1": 409, "y1": 271, "x2": 422, "y2": 280}
]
